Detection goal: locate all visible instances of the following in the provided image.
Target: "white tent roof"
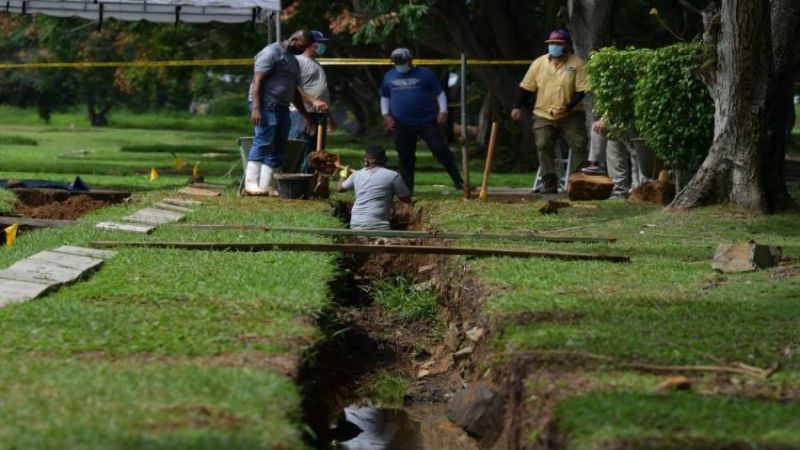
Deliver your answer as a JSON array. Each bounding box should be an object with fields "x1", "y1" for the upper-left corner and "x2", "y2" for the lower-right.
[{"x1": 5, "y1": 0, "x2": 281, "y2": 24}]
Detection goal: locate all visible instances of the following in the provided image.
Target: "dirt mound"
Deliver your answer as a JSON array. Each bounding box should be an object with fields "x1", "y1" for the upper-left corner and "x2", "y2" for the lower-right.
[
  {"x1": 629, "y1": 170, "x2": 676, "y2": 205},
  {"x1": 16, "y1": 194, "x2": 111, "y2": 220}
]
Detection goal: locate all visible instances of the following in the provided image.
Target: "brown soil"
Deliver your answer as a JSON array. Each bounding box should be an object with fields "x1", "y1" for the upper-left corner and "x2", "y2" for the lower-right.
[
  {"x1": 307, "y1": 150, "x2": 339, "y2": 174},
  {"x1": 13, "y1": 189, "x2": 120, "y2": 220}
]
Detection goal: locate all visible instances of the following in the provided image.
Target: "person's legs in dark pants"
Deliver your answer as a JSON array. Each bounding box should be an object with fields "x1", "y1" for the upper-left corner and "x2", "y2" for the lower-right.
[
  {"x1": 393, "y1": 121, "x2": 419, "y2": 193},
  {"x1": 419, "y1": 121, "x2": 464, "y2": 189}
]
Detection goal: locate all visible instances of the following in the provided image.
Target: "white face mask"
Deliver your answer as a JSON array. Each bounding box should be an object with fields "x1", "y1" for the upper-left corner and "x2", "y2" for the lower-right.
[
  {"x1": 395, "y1": 64, "x2": 411, "y2": 74},
  {"x1": 315, "y1": 43, "x2": 327, "y2": 56}
]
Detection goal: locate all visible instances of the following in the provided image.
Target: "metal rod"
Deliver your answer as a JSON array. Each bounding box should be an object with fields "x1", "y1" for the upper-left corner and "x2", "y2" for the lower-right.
[
  {"x1": 92, "y1": 241, "x2": 630, "y2": 262},
  {"x1": 460, "y1": 53, "x2": 470, "y2": 198}
]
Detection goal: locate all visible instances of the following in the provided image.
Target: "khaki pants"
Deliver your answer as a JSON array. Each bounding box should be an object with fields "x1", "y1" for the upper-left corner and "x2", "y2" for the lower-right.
[
  {"x1": 606, "y1": 138, "x2": 656, "y2": 195},
  {"x1": 533, "y1": 112, "x2": 588, "y2": 176}
]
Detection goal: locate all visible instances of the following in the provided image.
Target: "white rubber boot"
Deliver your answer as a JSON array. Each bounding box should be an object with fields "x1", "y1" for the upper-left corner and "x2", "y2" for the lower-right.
[
  {"x1": 259, "y1": 164, "x2": 278, "y2": 196},
  {"x1": 243, "y1": 161, "x2": 268, "y2": 195}
]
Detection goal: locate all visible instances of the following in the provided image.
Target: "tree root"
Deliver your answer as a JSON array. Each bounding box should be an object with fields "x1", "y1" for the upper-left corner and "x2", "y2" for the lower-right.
[{"x1": 504, "y1": 350, "x2": 780, "y2": 379}]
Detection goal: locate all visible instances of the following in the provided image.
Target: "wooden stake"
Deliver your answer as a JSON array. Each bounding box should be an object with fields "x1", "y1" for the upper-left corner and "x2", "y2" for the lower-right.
[
  {"x1": 92, "y1": 241, "x2": 629, "y2": 262},
  {"x1": 478, "y1": 121, "x2": 499, "y2": 201}
]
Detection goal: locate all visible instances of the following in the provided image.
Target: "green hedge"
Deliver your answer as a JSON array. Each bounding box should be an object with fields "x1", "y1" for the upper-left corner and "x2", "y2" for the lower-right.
[{"x1": 589, "y1": 43, "x2": 714, "y2": 170}]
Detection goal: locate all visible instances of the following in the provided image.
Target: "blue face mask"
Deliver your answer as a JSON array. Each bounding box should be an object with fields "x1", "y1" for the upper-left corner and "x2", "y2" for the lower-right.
[
  {"x1": 315, "y1": 43, "x2": 327, "y2": 56},
  {"x1": 395, "y1": 64, "x2": 411, "y2": 74},
  {"x1": 548, "y1": 44, "x2": 566, "y2": 57}
]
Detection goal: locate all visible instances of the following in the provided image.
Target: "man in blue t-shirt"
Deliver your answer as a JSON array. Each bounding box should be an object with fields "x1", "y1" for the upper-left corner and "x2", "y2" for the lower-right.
[{"x1": 379, "y1": 48, "x2": 464, "y2": 193}]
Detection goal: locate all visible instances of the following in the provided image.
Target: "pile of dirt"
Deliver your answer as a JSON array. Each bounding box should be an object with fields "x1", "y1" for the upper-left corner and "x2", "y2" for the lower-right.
[
  {"x1": 629, "y1": 170, "x2": 676, "y2": 205},
  {"x1": 16, "y1": 194, "x2": 112, "y2": 220},
  {"x1": 567, "y1": 173, "x2": 614, "y2": 200},
  {"x1": 307, "y1": 150, "x2": 339, "y2": 174}
]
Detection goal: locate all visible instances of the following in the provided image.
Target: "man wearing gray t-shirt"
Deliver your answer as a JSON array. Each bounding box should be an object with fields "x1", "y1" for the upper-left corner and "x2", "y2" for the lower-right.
[
  {"x1": 245, "y1": 29, "x2": 328, "y2": 196},
  {"x1": 290, "y1": 30, "x2": 338, "y2": 172},
  {"x1": 337, "y1": 146, "x2": 412, "y2": 230}
]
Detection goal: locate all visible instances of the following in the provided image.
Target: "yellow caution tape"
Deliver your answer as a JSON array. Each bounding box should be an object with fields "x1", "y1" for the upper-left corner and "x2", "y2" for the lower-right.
[
  {"x1": 192, "y1": 161, "x2": 201, "y2": 178},
  {"x1": 0, "y1": 57, "x2": 532, "y2": 69}
]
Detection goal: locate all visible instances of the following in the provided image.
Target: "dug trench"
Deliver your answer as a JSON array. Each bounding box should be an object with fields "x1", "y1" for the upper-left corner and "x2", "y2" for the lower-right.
[
  {"x1": 298, "y1": 201, "x2": 573, "y2": 449},
  {"x1": 300, "y1": 200, "x2": 800, "y2": 449}
]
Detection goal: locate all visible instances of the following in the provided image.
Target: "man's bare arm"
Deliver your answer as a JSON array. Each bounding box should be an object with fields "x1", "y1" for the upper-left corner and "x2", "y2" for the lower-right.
[
  {"x1": 298, "y1": 88, "x2": 328, "y2": 112},
  {"x1": 251, "y1": 71, "x2": 267, "y2": 126}
]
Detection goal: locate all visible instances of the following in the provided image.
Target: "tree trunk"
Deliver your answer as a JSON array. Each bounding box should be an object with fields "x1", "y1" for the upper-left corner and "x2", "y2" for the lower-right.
[
  {"x1": 670, "y1": 0, "x2": 797, "y2": 212},
  {"x1": 561, "y1": 0, "x2": 614, "y2": 60},
  {"x1": 87, "y1": 103, "x2": 110, "y2": 127},
  {"x1": 561, "y1": 0, "x2": 615, "y2": 145},
  {"x1": 763, "y1": 0, "x2": 800, "y2": 211}
]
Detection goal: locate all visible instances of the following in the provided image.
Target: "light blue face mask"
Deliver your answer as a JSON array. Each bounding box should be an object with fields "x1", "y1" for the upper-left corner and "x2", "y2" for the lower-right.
[
  {"x1": 548, "y1": 44, "x2": 566, "y2": 57},
  {"x1": 315, "y1": 43, "x2": 327, "y2": 56},
  {"x1": 395, "y1": 64, "x2": 411, "y2": 74}
]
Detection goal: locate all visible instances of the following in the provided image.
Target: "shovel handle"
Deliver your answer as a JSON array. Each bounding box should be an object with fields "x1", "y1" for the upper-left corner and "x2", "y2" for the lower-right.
[{"x1": 316, "y1": 124, "x2": 324, "y2": 152}]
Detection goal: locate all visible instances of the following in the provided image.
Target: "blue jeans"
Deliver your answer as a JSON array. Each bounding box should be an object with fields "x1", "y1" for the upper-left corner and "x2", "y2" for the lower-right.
[
  {"x1": 288, "y1": 109, "x2": 305, "y2": 140},
  {"x1": 248, "y1": 102, "x2": 290, "y2": 169}
]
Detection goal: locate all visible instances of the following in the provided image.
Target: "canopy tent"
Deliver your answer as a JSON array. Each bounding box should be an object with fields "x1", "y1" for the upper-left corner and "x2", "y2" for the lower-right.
[{"x1": 4, "y1": 1, "x2": 281, "y2": 29}]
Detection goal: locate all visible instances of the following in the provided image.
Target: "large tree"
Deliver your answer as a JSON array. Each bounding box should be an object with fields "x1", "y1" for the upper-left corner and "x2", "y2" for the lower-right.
[{"x1": 670, "y1": 0, "x2": 799, "y2": 212}]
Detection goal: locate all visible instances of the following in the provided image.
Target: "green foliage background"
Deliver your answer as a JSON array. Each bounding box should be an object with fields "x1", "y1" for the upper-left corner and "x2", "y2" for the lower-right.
[{"x1": 589, "y1": 43, "x2": 714, "y2": 170}]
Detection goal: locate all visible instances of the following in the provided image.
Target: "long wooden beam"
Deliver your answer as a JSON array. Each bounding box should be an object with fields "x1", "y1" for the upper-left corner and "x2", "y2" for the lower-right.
[
  {"x1": 91, "y1": 241, "x2": 629, "y2": 263},
  {"x1": 0, "y1": 216, "x2": 78, "y2": 228},
  {"x1": 175, "y1": 225, "x2": 616, "y2": 244}
]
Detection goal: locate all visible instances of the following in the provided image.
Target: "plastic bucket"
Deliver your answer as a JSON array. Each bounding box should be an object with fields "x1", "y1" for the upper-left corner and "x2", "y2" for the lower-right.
[{"x1": 274, "y1": 174, "x2": 314, "y2": 199}]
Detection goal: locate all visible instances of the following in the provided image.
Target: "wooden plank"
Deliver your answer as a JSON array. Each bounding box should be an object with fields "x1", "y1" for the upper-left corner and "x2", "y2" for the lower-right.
[
  {"x1": 0, "y1": 216, "x2": 78, "y2": 228},
  {"x1": 123, "y1": 208, "x2": 185, "y2": 225},
  {"x1": 52, "y1": 246, "x2": 115, "y2": 259},
  {"x1": 162, "y1": 197, "x2": 202, "y2": 206},
  {"x1": 152, "y1": 202, "x2": 194, "y2": 214},
  {"x1": 177, "y1": 186, "x2": 221, "y2": 197},
  {"x1": 177, "y1": 224, "x2": 615, "y2": 244},
  {"x1": 0, "y1": 259, "x2": 84, "y2": 284},
  {"x1": 190, "y1": 182, "x2": 227, "y2": 190},
  {"x1": 96, "y1": 222, "x2": 155, "y2": 234},
  {"x1": 28, "y1": 251, "x2": 103, "y2": 272},
  {"x1": 92, "y1": 241, "x2": 630, "y2": 263},
  {"x1": 0, "y1": 279, "x2": 50, "y2": 306}
]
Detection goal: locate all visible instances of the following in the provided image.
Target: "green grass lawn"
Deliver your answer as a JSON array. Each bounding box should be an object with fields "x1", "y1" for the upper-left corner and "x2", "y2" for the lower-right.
[{"x1": 0, "y1": 106, "x2": 799, "y2": 448}]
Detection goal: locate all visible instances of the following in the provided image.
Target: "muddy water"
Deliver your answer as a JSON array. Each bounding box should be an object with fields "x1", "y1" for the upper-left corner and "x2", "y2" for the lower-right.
[{"x1": 340, "y1": 404, "x2": 478, "y2": 450}]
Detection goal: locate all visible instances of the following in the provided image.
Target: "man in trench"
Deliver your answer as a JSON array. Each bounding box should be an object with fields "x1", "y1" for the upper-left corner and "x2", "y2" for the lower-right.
[
  {"x1": 337, "y1": 145, "x2": 412, "y2": 230},
  {"x1": 245, "y1": 29, "x2": 328, "y2": 196}
]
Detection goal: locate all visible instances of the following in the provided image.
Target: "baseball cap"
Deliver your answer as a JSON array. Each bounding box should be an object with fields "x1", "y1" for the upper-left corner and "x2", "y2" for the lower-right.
[
  {"x1": 545, "y1": 28, "x2": 571, "y2": 43},
  {"x1": 390, "y1": 48, "x2": 412, "y2": 64},
  {"x1": 310, "y1": 30, "x2": 330, "y2": 42}
]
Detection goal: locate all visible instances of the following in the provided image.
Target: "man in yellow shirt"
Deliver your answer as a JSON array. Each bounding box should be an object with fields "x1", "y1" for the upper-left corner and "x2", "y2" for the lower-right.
[{"x1": 511, "y1": 28, "x2": 588, "y2": 193}]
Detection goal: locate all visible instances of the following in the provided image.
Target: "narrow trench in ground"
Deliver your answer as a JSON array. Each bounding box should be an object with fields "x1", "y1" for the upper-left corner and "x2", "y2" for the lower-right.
[{"x1": 299, "y1": 201, "x2": 482, "y2": 449}]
